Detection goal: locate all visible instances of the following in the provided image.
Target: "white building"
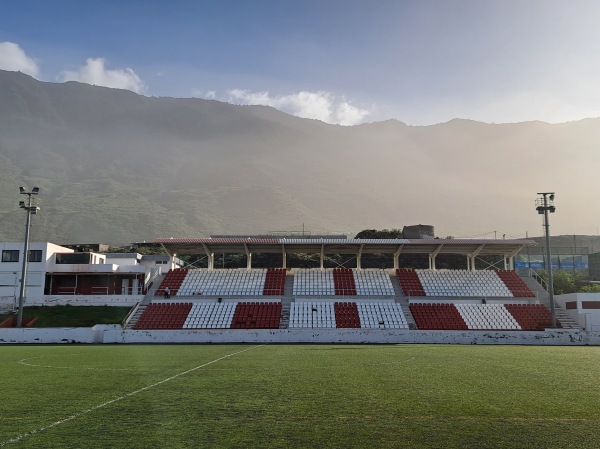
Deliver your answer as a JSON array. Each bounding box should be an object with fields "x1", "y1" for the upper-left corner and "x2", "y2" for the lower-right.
[{"x1": 0, "y1": 242, "x2": 179, "y2": 308}]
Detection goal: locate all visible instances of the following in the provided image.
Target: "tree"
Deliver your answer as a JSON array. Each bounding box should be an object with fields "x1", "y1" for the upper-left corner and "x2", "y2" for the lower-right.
[
  {"x1": 536, "y1": 269, "x2": 587, "y2": 294},
  {"x1": 579, "y1": 284, "x2": 600, "y2": 293}
]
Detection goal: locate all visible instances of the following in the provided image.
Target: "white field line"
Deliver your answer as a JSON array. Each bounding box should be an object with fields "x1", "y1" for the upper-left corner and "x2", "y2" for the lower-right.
[
  {"x1": 1, "y1": 345, "x2": 263, "y2": 447},
  {"x1": 18, "y1": 356, "x2": 134, "y2": 371}
]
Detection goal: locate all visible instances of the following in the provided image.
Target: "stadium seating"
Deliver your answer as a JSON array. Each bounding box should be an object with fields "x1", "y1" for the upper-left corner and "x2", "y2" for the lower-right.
[
  {"x1": 155, "y1": 268, "x2": 188, "y2": 297},
  {"x1": 496, "y1": 270, "x2": 536, "y2": 297},
  {"x1": 182, "y1": 302, "x2": 237, "y2": 329},
  {"x1": 293, "y1": 269, "x2": 336, "y2": 296},
  {"x1": 354, "y1": 269, "x2": 395, "y2": 296},
  {"x1": 411, "y1": 303, "x2": 559, "y2": 331},
  {"x1": 418, "y1": 269, "x2": 512, "y2": 297},
  {"x1": 289, "y1": 301, "x2": 337, "y2": 328},
  {"x1": 231, "y1": 301, "x2": 282, "y2": 329},
  {"x1": 410, "y1": 303, "x2": 468, "y2": 330},
  {"x1": 335, "y1": 302, "x2": 360, "y2": 328},
  {"x1": 504, "y1": 304, "x2": 561, "y2": 330},
  {"x1": 333, "y1": 268, "x2": 357, "y2": 296},
  {"x1": 133, "y1": 302, "x2": 192, "y2": 329},
  {"x1": 455, "y1": 303, "x2": 521, "y2": 330},
  {"x1": 263, "y1": 268, "x2": 286, "y2": 295},
  {"x1": 293, "y1": 269, "x2": 394, "y2": 297},
  {"x1": 396, "y1": 269, "x2": 426, "y2": 296},
  {"x1": 397, "y1": 269, "x2": 534, "y2": 298},
  {"x1": 136, "y1": 301, "x2": 282, "y2": 330},
  {"x1": 176, "y1": 269, "x2": 267, "y2": 296},
  {"x1": 289, "y1": 301, "x2": 408, "y2": 329},
  {"x1": 356, "y1": 302, "x2": 409, "y2": 329}
]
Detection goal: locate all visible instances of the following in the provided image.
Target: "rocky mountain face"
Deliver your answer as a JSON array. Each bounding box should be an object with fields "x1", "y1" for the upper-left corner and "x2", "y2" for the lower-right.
[{"x1": 0, "y1": 70, "x2": 598, "y2": 244}]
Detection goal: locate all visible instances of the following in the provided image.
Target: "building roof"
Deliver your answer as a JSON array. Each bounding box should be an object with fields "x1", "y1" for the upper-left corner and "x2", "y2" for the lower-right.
[{"x1": 153, "y1": 237, "x2": 535, "y2": 258}]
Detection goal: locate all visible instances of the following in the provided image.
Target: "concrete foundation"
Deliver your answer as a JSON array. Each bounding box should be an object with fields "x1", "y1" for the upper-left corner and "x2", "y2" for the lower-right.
[{"x1": 0, "y1": 326, "x2": 598, "y2": 345}]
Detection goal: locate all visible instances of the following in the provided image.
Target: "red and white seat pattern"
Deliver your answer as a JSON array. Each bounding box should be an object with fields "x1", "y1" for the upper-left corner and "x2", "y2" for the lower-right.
[
  {"x1": 293, "y1": 269, "x2": 394, "y2": 297},
  {"x1": 136, "y1": 301, "x2": 281, "y2": 330},
  {"x1": 410, "y1": 303, "x2": 560, "y2": 331},
  {"x1": 289, "y1": 301, "x2": 408, "y2": 329},
  {"x1": 398, "y1": 269, "x2": 535, "y2": 298}
]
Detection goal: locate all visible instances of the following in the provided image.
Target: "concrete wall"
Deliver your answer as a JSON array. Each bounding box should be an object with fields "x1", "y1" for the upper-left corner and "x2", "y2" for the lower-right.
[
  {"x1": 0, "y1": 327, "x2": 96, "y2": 343},
  {"x1": 556, "y1": 292, "x2": 600, "y2": 331},
  {"x1": 3, "y1": 326, "x2": 600, "y2": 345}
]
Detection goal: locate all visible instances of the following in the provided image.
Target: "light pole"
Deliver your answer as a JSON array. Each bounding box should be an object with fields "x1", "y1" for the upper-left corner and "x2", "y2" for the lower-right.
[
  {"x1": 16, "y1": 186, "x2": 40, "y2": 328},
  {"x1": 536, "y1": 192, "x2": 556, "y2": 328}
]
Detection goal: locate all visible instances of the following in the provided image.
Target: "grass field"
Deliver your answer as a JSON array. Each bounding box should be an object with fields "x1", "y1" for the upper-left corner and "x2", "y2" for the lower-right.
[
  {"x1": 0, "y1": 306, "x2": 131, "y2": 327},
  {"x1": 1, "y1": 344, "x2": 600, "y2": 448}
]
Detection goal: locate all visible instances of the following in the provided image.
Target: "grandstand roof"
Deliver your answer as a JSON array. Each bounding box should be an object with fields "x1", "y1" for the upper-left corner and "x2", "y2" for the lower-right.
[{"x1": 153, "y1": 238, "x2": 535, "y2": 257}]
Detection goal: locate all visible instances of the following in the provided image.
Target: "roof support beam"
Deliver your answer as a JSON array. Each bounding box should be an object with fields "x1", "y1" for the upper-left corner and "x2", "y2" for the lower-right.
[
  {"x1": 281, "y1": 244, "x2": 287, "y2": 269},
  {"x1": 320, "y1": 244, "x2": 325, "y2": 270},
  {"x1": 357, "y1": 244, "x2": 364, "y2": 270},
  {"x1": 469, "y1": 244, "x2": 485, "y2": 271},
  {"x1": 201, "y1": 243, "x2": 214, "y2": 270},
  {"x1": 393, "y1": 244, "x2": 404, "y2": 270},
  {"x1": 506, "y1": 245, "x2": 524, "y2": 271},
  {"x1": 243, "y1": 243, "x2": 252, "y2": 270},
  {"x1": 430, "y1": 244, "x2": 443, "y2": 270}
]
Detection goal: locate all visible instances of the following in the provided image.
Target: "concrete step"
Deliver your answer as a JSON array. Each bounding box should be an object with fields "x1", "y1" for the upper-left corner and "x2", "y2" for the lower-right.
[
  {"x1": 519, "y1": 274, "x2": 580, "y2": 329},
  {"x1": 390, "y1": 273, "x2": 417, "y2": 329},
  {"x1": 555, "y1": 307, "x2": 581, "y2": 329},
  {"x1": 125, "y1": 273, "x2": 166, "y2": 329},
  {"x1": 279, "y1": 300, "x2": 291, "y2": 329},
  {"x1": 520, "y1": 275, "x2": 549, "y2": 304}
]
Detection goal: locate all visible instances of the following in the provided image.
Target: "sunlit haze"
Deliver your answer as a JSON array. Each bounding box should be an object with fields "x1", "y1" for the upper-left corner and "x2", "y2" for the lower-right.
[{"x1": 1, "y1": 0, "x2": 599, "y2": 238}]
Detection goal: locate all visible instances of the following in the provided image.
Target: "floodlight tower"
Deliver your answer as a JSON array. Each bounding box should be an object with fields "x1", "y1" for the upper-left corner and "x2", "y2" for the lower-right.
[
  {"x1": 536, "y1": 192, "x2": 556, "y2": 328},
  {"x1": 16, "y1": 186, "x2": 40, "y2": 328}
]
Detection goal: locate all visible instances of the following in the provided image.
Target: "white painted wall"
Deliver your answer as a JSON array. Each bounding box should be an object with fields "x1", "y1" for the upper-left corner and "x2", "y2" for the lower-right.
[
  {"x1": 0, "y1": 242, "x2": 71, "y2": 304},
  {"x1": 3, "y1": 326, "x2": 600, "y2": 345},
  {"x1": 555, "y1": 293, "x2": 600, "y2": 331}
]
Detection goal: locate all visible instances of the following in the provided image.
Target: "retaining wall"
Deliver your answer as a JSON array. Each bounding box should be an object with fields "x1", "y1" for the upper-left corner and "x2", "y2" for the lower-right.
[{"x1": 1, "y1": 326, "x2": 600, "y2": 345}]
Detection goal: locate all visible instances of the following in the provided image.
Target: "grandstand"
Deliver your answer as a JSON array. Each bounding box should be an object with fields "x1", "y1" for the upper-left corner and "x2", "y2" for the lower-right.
[
  {"x1": 0, "y1": 236, "x2": 585, "y2": 342},
  {"x1": 124, "y1": 237, "x2": 573, "y2": 336},
  {"x1": 132, "y1": 264, "x2": 560, "y2": 332}
]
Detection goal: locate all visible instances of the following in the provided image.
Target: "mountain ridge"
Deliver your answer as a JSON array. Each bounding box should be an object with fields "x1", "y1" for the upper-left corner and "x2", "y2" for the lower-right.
[{"x1": 0, "y1": 69, "x2": 598, "y2": 243}]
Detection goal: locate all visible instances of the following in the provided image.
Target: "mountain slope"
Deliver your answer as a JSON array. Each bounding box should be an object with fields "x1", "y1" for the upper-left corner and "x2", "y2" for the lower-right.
[{"x1": 0, "y1": 70, "x2": 598, "y2": 243}]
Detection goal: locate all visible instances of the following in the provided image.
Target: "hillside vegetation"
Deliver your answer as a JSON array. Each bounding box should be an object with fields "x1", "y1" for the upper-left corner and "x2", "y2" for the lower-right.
[{"x1": 1, "y1": 70, "x2": 599, "y2": 243}]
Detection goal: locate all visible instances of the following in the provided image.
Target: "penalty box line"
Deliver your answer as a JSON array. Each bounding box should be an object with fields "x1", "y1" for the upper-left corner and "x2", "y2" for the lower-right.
[{"x1": 0, "y1": 345, "x2": 264, "y2": 447}]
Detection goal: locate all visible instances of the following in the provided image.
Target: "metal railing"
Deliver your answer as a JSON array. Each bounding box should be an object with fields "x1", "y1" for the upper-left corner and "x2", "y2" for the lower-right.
[
  {"x1": 122, "y1": 301, "x2": 140, "y2": 328},
  {"x1": 528, "y1": 268, "x2": 548, "y2": 290}
]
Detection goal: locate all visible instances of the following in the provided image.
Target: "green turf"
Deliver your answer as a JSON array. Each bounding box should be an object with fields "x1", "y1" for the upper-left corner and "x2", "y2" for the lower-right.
[
  {"x1": 1, "y1": 345, "x2": 599, "y2": 448},
  {"x1": 0, "y1": 305, "x2": 131, "y2": 327}
]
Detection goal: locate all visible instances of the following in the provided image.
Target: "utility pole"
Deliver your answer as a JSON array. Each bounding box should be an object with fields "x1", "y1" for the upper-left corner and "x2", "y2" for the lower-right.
[
  {"x1": 536, "y1": 192, "x2": 556, "y2": 328},
  {"x1": 16, "y1": 186, "x2": 40, "y2": 328}
]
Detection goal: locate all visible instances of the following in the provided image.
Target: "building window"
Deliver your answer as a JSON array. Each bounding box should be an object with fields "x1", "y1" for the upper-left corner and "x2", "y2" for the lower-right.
[
  {"x1": 28, "y1": 250, "x2": 43, "y2": 262},
  {"x1": 2, "y1": 250, "x2": 19, "y2": 262}
]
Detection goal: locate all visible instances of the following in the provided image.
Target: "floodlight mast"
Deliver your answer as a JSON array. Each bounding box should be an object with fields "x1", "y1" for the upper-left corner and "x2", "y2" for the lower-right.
[
  {"x1": 536, "y1": 192, "x2": 556, "y2": 328},
  {"x1": 16, "y1": 187, "x2": 40, "y2": 328}
]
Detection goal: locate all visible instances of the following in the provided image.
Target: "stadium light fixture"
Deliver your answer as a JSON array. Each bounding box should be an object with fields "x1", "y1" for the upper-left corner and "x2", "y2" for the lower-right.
[
  {"x1": 535, "y1": 192, "x2": 556, "y2": 328},
  {"x1": 16, "y1": 187, "x2": 40, "y2": 328}
]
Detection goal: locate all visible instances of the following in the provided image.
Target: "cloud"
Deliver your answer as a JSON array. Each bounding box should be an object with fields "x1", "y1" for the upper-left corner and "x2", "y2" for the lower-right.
[
  {"x1": 197, "y1": 89, "x2": 370, "y2": 125},
  {"x1": 193, "y1": 89, "x2": 216, "y2": 100},
  {"x1": 0, "y1": 42, "x2": 39, "y2": 77},
  {"x1": 61, "y1": 58, "x2": 146, "y2": 93}
]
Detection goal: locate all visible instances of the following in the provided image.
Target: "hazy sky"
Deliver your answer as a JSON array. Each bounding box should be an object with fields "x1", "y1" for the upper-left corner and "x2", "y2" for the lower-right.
[{"x1": 2, "y1": 0, "x2": 600, "y2": 126}]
